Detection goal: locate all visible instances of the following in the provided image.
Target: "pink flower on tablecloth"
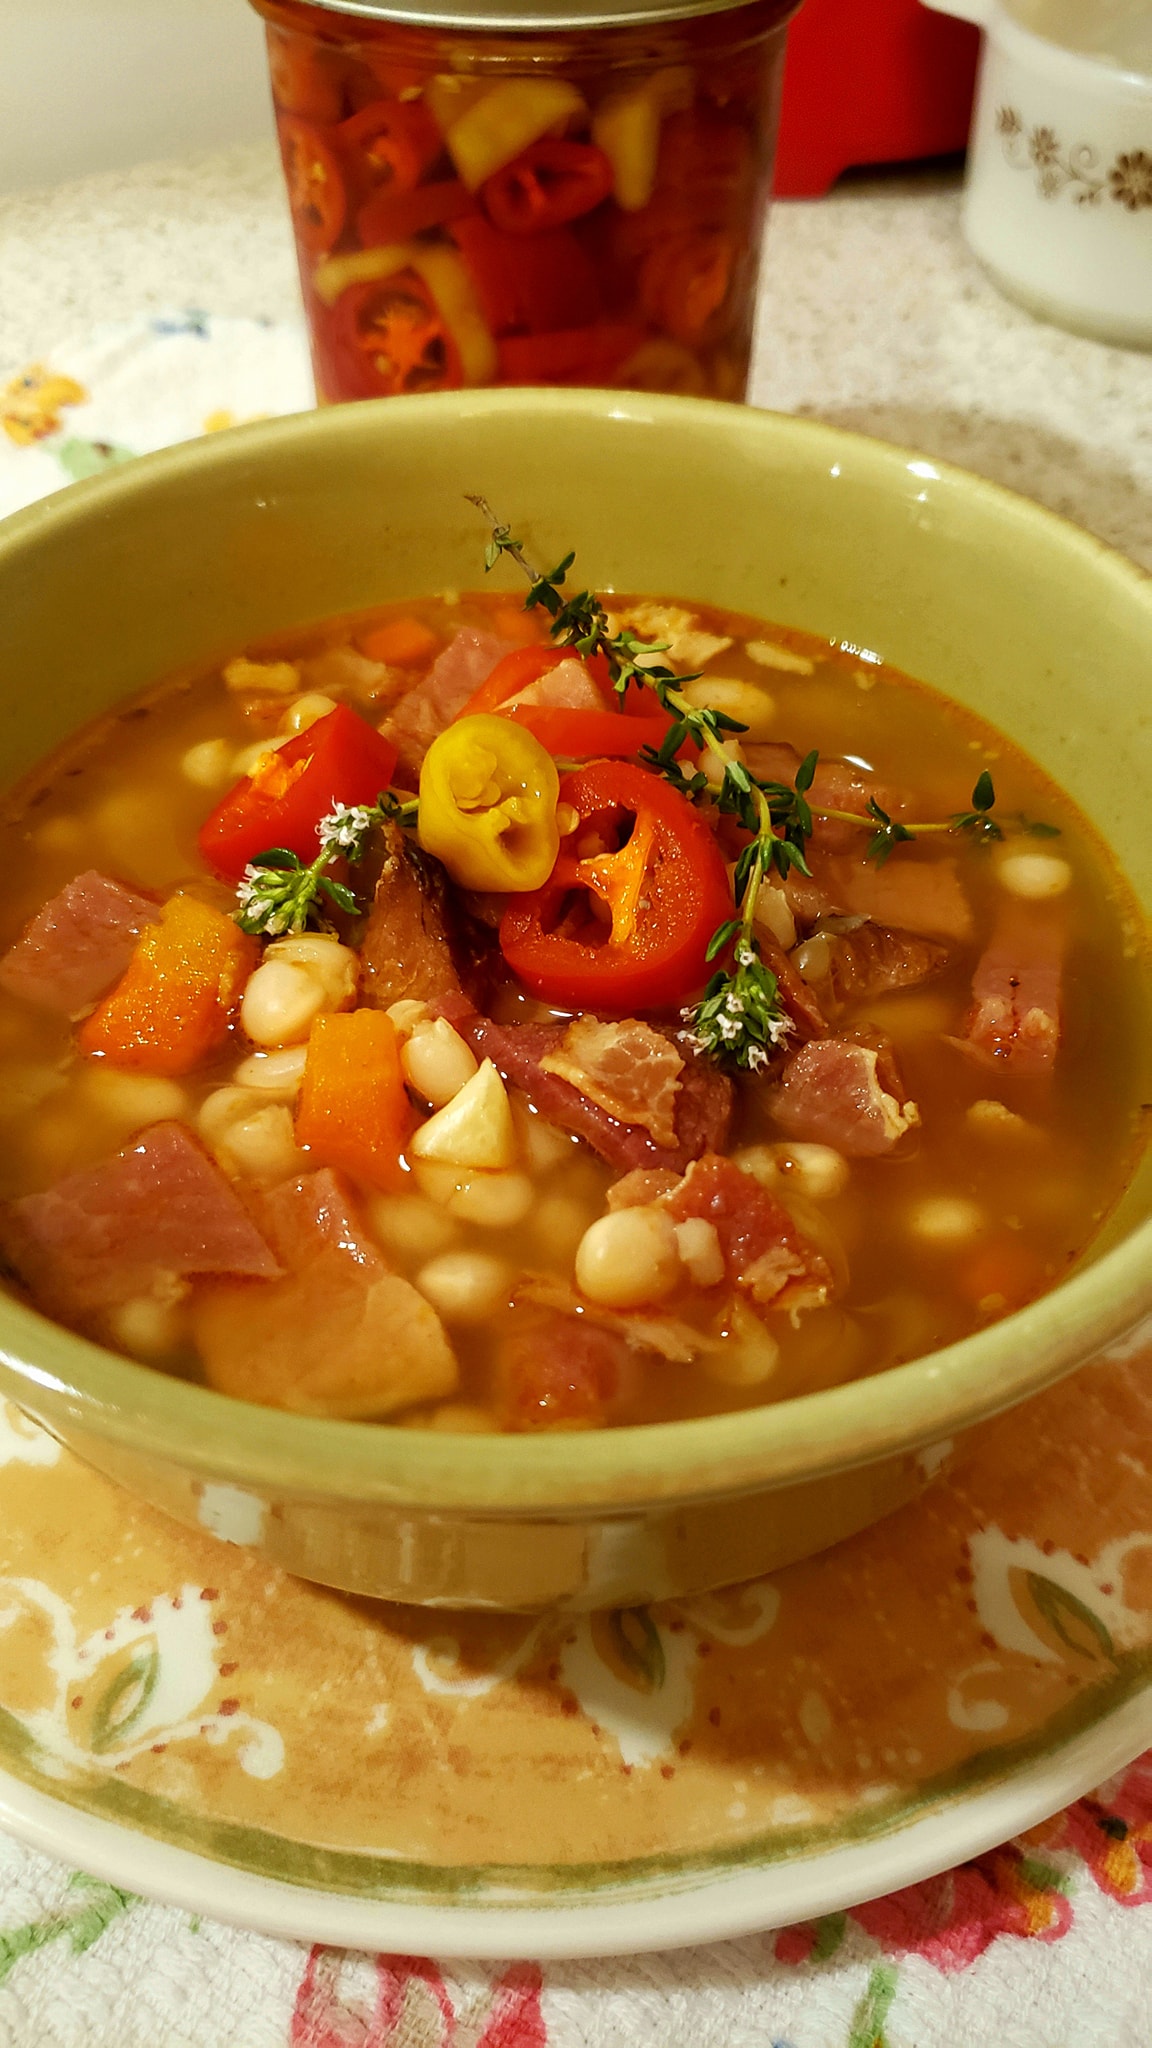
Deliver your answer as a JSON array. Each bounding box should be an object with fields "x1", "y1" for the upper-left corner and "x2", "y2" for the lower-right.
[
  {"x1": 1031, "y1": 1751, "x2": 1152, "y2": 1908},
  {"x1": 775, "y1": 1847, "x2": 1071, "y2": 1975},
  {"x1": 289, "y1": 1947, "x2": 546, "y2": 2046}
]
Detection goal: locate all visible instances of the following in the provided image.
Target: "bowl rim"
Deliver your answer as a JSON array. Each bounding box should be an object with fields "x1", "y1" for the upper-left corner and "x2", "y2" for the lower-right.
[{"x1": 0, "y1": 388, "x2": 1149, "y2": 1514}]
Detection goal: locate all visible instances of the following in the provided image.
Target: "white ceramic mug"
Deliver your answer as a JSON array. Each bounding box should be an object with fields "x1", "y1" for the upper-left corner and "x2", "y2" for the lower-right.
[{"x1": 924, "y1": 0, "x2": 1152, "y2": 347}]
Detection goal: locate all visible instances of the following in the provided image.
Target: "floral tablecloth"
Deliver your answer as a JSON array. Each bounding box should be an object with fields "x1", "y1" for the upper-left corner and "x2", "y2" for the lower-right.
[{"x1": 2, "y1": 312, "x2": 1152, "y2": 2048}]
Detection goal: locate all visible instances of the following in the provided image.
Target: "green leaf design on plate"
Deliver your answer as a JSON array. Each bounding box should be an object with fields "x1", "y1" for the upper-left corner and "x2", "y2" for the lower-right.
[
  {"x1": 90, "y1": 1643, "x2": 161, "y2": 1754},
  {"x1": 1026, "y1": 1572, "x2": 1114, "y2": 1662},
  {"x1": 55, "y1": 436, "x2": 135, "y2": 482},
  {"x1": 609, "y1": 1608, "x2": 666, "y2": 1694},
  {"x1": 848, "y1": 1962, "x2": 899, "y2": 2048}
]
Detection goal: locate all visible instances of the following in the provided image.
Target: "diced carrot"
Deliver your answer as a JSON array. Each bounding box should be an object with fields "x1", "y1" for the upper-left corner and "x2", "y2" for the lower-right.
[
  {"x1": 357, "y1": 616, "x2": 441, "y2": 667},
  {"x1": 959, "y1": 1240, "x2": 1048, "y2": 1315},
  {"x1": 295, "y1": 1009, "x2": 412, "y2": 1191},
  {"x1": 490, "y1": 603, "x2": 545, "y2": 647},
  {"x1": 78, "y1": 894, "x2": 256, "y2": 1076}
]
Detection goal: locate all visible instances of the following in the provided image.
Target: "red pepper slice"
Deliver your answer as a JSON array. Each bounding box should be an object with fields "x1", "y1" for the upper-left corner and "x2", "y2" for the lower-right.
[
  {"x1": 268, "y1": 32, "x2": 345, "y2": 124},
  {"x1": 497, "y1": 322, "x2": 647, "y2": 386},
  {"x1": 328, "y1": 273, "x2": 462, "y2": 398},
  {"x1": 458, "y1": 646, "x2": 568, "y2": 719},
  {"x1": 499, "y1": 761, "x2": 733, "y2": 1011},
  {"x1": 482, "y1": 139, "x2": 614, "y2": 235},
  {"x1": 337, "y1": 97, "x2": 442, "y2": 196},
  {"x1": 198, "y1": 705, "x2": 398, "y2": 883},
  {"x1": 504, "y1": 705, "x2": 674, "y2": 758},
  {"x1": 639, "y1": 229, "x2": 738, "y2": 346},
  {"x1": 357, "y1": 178, "x2": 475, "y2": 248},
  {"x1": 277, "y1": 116, "x2": 347, "y2": 255},
  {"x1": 451, "y1": 217, "x2": 602, "y2": 335}
]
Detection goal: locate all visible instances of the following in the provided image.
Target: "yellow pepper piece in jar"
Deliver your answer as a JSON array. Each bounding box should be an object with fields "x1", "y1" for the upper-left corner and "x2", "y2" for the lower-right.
[
  {"x1": 418, "y1": 714, "x2": 560, "y2": 892},
  {"x1": 443, "y1": 79, "x2": 588, "y2": 190},
  {"x1": 592, "y1": 66, "x2": 693, "y2": 212}
]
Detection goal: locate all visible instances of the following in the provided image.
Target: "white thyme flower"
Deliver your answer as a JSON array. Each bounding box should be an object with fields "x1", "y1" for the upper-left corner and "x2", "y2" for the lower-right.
[{"x1": 318, "y1": 802, "x2": 374, "y2": 855}]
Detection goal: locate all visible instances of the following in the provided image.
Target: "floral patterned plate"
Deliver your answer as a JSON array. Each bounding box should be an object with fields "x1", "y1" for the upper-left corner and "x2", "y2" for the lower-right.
[{"x1": 2, "y1": 1336, "x2": 1152, "y2": 1961}]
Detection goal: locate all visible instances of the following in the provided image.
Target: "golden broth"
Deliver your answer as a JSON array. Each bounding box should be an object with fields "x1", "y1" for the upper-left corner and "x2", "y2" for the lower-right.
[{"x1": 0, "y1": 590, "x2": 1145, "y2": 1429}]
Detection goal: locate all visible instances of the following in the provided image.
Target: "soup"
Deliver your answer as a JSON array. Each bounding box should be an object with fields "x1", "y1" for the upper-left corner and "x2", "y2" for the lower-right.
[{"x1": 0, "y1": 540, "x2": 1144, "y2": 1433}]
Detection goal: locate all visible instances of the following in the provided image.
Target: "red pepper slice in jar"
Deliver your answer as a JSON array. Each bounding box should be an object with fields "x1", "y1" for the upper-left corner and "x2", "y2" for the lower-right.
[
  {"x1": 198, "y1": 705, "x2": 398, "y2": 883},
  {"x1": 337, "y1": 97, "x2": 442, "y2": 196},
  {"x1": 267, "y1": 31, "x2": 345, "y2": 124},
  {"x1": 357, "y1": 178, "x2": 475, "y2": 248},
  {"x1": 328, "y1": 272, "x2": 463, "y2": 398},
  {"x1": 482, "y1": 138, "x2": 614, "y2": 235},
  {"x1": 450, "y1": 217, "x2": 602, "y2": 335},
  {"x1": 499, "y1": 760, "x2": 733, "y2": 1011},
  {"x1": 277, "y1": 115, "x2": 347, "y2": 255},
  {"x1": 497, "y1": 322, "x2": 647, "y2": 385},
  {"x1": 638, "y1": 228, "x2": 739, "y2": 346}
]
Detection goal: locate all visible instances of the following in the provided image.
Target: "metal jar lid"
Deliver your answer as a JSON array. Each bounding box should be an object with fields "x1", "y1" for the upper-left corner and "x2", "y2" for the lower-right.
[{"x1": 292, "y1": 0, "x2": 792, "y2": 40}]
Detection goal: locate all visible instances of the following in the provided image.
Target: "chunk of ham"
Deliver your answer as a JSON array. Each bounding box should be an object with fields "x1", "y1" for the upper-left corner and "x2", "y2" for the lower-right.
[
  {"x1": 956, "y1": 900, "x2": 1064, "y2": 1078},
  {"x1": 358, "y1": 824, "x2": 465, "y2": 1011},
  {"x1": 785, "y1": 851, "x2": 973, "y2": 943},
  {"x1": 743, "y1": 744, "x2": 911, "y2": 855},
  {"x1": 1, "y1": 1121, "x2": 280, "y2": 1324},
  {"x1": 495, "y1": 1303, "x2": 635, "y2": 1431},
  {"x1": 823, "y1": 922, "x2": 949, "y2": 1013},
  {"x1": 611, "y1": 1153, "x2": 835, "y2": 1316},
  {"x1": 452, "y1": 1010, "x2": 733, "y2": 1173},
  {"x1": 539, "y1": 1015, "x2": 684, "y2": 1149},
  {"x1": 504, "y1": 657, "x2": 604, "y2": 712},
  {"x1": 192, "y1": 1168, "x2": 458, "y2": 1418},
  {"x1": 0, "y1": 870, "x2": 159, "y2": 1017},
  {"x1": 380, "y1": 627, "x2": 514, "y2": 776},
  {"x1": 769, "y1": 1038, "x2": 920, "y2": 1158}
]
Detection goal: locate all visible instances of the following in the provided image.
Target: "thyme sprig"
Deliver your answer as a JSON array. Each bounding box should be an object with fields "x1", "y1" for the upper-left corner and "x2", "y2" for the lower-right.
[
  {"x1": 466, "y1": 501, "x2": 1056, "y2": 1069},
  {"x1": 234, "y1": 792, "x2": 414, "y2": 937}
]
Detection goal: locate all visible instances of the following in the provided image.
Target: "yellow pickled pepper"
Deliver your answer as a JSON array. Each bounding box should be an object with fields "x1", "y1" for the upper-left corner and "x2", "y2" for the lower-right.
[{"x1": 418, "y1": 714, "x2": 560, "y2": 891}]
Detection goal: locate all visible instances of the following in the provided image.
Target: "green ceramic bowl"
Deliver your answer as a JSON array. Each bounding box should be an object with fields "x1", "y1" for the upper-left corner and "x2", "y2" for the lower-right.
[{"x1": 0, "y1": 390, "x2": 1149, "y2": 1612}]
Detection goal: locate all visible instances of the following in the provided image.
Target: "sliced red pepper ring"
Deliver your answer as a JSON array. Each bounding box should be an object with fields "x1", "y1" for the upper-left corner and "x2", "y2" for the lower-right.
[
  {"x1": 337, "y1": 97, "x2": 442, "y2": 195},
  {"x1": 357, "y1": 178, "x2": 475, "y2": 248},
  {"x1": 482, "y1": 138, "x2": 614, "y2": 235},
  {"x1": 197, "y1": 704, "x2": 398, "y2": 883},
  {"x1": 268, "y1": 32, "x2": 345, "y2": 124},
  {"x1": 331, "y1": 273, "x2": 463, "y2": 398},
  {"x1": 278, "y1": 116, "x2": 347, "y2": 255},
  {"x1": 499, "y1": 760, "x2": 733, "y2": 1011},
  {"x1": 504, "y1": 705, "x2": 674, "y2": 759}
]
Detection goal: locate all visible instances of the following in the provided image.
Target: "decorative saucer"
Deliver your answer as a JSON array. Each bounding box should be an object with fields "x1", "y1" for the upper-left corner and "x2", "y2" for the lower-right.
[{"x1": 2, "y1": 1335, "x2": 1152, "y2": 1960}]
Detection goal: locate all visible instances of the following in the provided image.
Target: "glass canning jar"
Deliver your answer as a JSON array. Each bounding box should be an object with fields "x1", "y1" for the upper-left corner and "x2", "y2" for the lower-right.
[{"x1": 250, "y1": 0, "x2": 798, "y2": 402}]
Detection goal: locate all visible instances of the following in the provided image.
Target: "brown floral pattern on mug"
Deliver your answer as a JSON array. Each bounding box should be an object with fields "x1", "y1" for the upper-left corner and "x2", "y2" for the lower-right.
[{"x1": 996, "y1": 107, "x2": 1152, "y2": 210}]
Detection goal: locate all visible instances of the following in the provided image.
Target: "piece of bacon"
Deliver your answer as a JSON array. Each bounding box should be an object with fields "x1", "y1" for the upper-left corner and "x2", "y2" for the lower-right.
[
  {"x1": 453, "y1": 1011, "x2": 733, "y2": 1173},
  {"x1": 0, "y1": 870, "x2": 159, "y2": 1017},
  {"x1": 538, "y1": 1015, "x2": 684, "y2": 1148},
  {"x1": 769, "y1": 1037, "x2": 920, "y2": 1158},
  {"x1": 1, "y1": 1121, "x2": 280, "y2": 1323},
  {"x1": 823, "y1": 922, "x2": 949, "y2": 1013},
  {"x1": 757, "y1": 932, "x2": 827, "y2": 1041},
  {"x1": 956, "y1": 901, "x2": 1064, "y2": 1078},
  {"x1": 192, "y1": 1168, "x2": 458, "y2": 1417},
  {"x1": 358, "y1": 824, "x2": 465, "y2": 1011},
  {"x1": 380, "y1": 627, "x2": 514, "y2": 777},
  {"x1": 659, "y1": 1154, "x2": 834, "y2": 1314}
]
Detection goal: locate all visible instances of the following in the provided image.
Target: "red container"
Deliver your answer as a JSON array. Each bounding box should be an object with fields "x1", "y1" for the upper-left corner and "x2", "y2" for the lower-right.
[{"x1": 774, "y1": 0, "x2": 980, "y2": 198}]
